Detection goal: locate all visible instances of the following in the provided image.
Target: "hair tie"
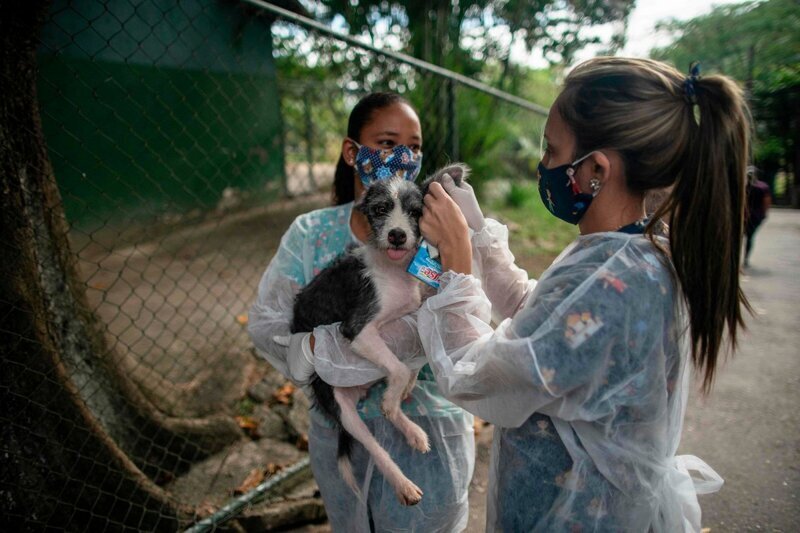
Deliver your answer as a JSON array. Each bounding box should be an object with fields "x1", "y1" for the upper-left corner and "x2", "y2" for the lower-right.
[{"x1": 684, "y1": 61, "x2": 701, "y2": 104}]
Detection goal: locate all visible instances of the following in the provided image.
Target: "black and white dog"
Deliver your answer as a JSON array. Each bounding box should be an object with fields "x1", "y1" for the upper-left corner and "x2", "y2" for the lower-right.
[{"x1": 291, "y1": 163, "x2": 469, "y2": 506}]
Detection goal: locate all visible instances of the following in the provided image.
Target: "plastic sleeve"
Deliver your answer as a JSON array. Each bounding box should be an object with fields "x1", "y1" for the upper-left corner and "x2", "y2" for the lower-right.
[
  {"x1": 471, "y1": 218, "x2": 537, "y2": 322},
  {"x1": 419, "y1": 241, "x2": 655, "y2": 428}
]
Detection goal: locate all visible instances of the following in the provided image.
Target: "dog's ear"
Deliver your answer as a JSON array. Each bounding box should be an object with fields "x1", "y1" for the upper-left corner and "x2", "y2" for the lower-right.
[{"x1": 419, "y1": 163, "x2": 471, "y2": 196}]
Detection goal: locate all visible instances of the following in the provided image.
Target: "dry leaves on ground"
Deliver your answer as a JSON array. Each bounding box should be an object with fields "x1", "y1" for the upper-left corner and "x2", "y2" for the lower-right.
[
  {"x1": 234, "y1": 463, "x2": 285, "y2": 495},
  {"x1": 272, "y1": 382, "x2": 296, "y2": 405},
  {"x1": 235, "y1": 415, "x2": 261, "y2": 439}
]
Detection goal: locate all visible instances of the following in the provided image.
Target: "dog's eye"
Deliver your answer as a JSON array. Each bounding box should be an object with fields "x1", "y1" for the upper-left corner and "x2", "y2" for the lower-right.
[{"x1": 374, "y1": 205, "x2": 389, "y2": 216}]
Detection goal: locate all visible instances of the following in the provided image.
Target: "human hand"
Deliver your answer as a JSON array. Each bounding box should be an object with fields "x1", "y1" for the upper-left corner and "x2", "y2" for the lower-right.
[
  {"x1": 440, "y1": 173, "x2": 485, "y2": 231},
  {"x1": 421, "y1": 182, "x2": 472, "y2": 274},
  {"x1": 274, "y1": 332, "x2": 315, "y2": 384}
]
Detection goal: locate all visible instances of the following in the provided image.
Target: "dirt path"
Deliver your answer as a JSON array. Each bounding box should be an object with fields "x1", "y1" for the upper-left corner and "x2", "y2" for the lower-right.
[{"x1": 679, "y1": 208, "x2": 800, "y2": 531}]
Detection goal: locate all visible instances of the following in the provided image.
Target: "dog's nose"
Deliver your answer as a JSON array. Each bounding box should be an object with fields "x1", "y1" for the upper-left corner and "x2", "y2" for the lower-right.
[{"x1": 388, "y1": 229, "x2": 407, "y2": 246}]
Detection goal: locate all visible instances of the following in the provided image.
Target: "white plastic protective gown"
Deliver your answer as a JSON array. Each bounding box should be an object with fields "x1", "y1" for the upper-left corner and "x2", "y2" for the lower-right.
[
  {"x1": 248, "y1": 202, "x2": 474, "y2": 532},
  {"x1": 418, "y1": 219, "x2": 722, "y2": 532}
]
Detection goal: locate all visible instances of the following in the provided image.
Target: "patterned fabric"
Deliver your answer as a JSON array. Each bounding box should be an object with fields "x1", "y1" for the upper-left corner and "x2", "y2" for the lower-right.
[{"x1": 354, "y1": 143, "x2": 423, "y2": 185}]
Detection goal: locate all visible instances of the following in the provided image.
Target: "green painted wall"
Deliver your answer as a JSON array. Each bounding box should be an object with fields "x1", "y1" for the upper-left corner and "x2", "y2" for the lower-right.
[{"x1": 37, "y1": 0, "x2": 285, "y2": 230}]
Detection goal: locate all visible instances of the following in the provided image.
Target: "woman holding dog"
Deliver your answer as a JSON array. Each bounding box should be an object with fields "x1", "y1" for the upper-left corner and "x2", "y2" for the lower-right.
[
  {"x1": 249, "y1": 93, "x2": 474, "y2": 531},
  {"x1": 419, "y1": 57, "x2": 749, "y2": 532}
]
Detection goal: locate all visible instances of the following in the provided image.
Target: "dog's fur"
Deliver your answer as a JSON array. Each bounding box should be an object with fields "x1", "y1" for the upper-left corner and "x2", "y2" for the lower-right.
[{"x1": 290, "y1": 163, "x2": 469, "y2": 506}]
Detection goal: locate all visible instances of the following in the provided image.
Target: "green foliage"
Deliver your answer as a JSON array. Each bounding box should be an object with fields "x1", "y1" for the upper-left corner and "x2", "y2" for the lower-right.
[
  {"x1": 652, "y1": 0, "x2": 800, "y2": 83},
  {"x1": 651, "y1": 0, "x2": 800, "y2": 187},
  {"x1": 505, "y1": 181, "x2": 536, "y2": 208},
  {"x1": 271, "y1": 2, "x2": 571, "y2": 199},
  {"x1": 236, "y1": 397, "x2": 256, "y2": 416},
  {"x1": 486, "y1": 179, "x2": 578, "y2": 272},
  {"x1": 449, "y1": 67, "x2": 556, "y2": 190},
  {"x1": 314, "y1": 0, "x2": 634, "y2": 72}
]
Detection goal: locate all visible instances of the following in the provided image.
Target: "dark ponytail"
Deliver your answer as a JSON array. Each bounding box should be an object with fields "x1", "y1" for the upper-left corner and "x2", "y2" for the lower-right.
[
  {"x1": 653, "y1": 75, "x2": 751, "y2": 392},
  {"x1": 557, "y1": 57, "x2": 751, "y2": 393},
  {"x1": 332, "y1": 92, "x2": 412, "y2": 205}
]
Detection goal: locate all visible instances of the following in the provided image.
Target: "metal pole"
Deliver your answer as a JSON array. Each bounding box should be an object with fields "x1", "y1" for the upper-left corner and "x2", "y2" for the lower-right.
[{"x1": 183, "y1": 457, "x2": 311, "y2": 533}]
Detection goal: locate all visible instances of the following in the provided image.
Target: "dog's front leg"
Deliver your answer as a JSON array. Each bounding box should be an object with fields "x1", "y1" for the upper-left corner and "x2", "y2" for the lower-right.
[{"x1": 350, "y1": 323, "x2": 430, "y2": 453}]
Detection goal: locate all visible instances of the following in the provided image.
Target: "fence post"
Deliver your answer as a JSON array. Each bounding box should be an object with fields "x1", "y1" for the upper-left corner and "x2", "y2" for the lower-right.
[
  {"x1": 303, "y1": 87, "x2": 317, "y2": 190},
  {"x1": 446, "y1": 79, "x2": 459, "y2": 161}
]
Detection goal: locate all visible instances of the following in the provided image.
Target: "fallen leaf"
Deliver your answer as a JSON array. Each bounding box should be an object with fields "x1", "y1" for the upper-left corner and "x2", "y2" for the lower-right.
[
  {"x1": 234, "y1": 467, "x2": 265, "y2": 495},
  {"x1": 272, "y1": 382, "x2": 296, "y2": 405},
  {"x1": 235, "y1": 415, "x2": 258, "y2": 429},
  {"x1": 266, "y1": 463, "x2": 284, "y2": 476},
  {"x1": 236, "y1": 313, "x2": 249, "y2": 325},
  {"x1": 235, "y1": 415, "x2": 261, "y2": 439}
]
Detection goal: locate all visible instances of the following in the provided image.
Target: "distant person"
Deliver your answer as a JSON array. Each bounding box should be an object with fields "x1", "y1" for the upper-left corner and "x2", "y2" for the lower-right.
[{"x1": 744, "y1": 166, "x2": 771, "y2": 268}]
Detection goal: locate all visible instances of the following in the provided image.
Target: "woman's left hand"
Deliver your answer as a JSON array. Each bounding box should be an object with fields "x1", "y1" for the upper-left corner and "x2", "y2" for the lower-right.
[{"x1": 421, "y1": 182, "x2": 472, "y2": 275}]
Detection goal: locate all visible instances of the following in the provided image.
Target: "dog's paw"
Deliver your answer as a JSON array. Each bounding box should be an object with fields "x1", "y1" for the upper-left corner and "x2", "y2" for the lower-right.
[
  {"x1": 395, "y1": 478, "x2": 423, "y2": 506},
  {"x1": 404, "y1": 423, "x2": 430, "y2": 454}
]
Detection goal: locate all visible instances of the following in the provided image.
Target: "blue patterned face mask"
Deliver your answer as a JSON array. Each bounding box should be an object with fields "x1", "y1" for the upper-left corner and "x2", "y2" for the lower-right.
[{"x1": 351, "y1": 140, "x2": 423, "y2": 185}]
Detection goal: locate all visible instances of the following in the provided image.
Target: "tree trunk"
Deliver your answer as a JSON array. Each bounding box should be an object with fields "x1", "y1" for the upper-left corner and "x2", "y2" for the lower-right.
[{"x1": 0, "y1": 3, "x2": 235, "y2": 529}]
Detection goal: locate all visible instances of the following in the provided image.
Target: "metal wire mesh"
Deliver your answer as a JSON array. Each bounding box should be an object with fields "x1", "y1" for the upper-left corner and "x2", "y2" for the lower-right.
[{"x1": 2, "y1": 1, "x2": 547, "y2": 530}]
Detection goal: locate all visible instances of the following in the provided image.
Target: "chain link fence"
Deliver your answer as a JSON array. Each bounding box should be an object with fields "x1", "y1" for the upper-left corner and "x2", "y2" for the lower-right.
[{"x1": 3, "y1": 0, "x2": 548, "y2": 530}]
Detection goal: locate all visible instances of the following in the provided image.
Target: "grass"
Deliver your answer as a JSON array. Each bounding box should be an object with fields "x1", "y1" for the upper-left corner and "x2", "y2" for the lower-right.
[{"x1": 482, "y1": 179, "x2": 579, "y2": 278}]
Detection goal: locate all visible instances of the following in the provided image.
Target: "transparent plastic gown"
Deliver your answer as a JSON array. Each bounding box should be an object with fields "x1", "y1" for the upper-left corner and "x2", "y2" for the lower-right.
[
  {"x1": 248, "y1": 202, "x2": 474, "y2": 532},
  {"x1": 418, "y1": 219, "x2": 722, "y2": 532}
]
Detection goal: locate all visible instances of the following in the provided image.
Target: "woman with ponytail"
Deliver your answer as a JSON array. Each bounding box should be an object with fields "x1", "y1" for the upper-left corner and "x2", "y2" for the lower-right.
[
  {"x1": 418, "y1": 57, "x2": 750, "y2": 531},
  {"x1": 249, "y1": 92, "x2": 474, "y2": 531}
]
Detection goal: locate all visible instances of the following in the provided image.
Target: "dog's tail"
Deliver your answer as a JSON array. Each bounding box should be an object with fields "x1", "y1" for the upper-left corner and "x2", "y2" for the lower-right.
[
  {"x1": 310, "y1": 375, "x2": 363, "y2": 501},
  {"x1": 337, "y1": 431, "x2": 361, "y2": 498}
]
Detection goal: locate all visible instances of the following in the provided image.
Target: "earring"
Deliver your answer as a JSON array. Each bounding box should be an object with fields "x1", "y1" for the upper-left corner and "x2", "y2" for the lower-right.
[{"x1": 589, "y1": 178, "x2": 601, "y2": 193}]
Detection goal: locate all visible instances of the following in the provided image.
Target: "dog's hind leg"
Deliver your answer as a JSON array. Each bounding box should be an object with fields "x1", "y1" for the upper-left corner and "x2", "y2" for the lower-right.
[
  {"x1": 350, "y1": 324, "x2": 430, "y2": 454},
  {"x1": 333, "y1": 387, "x2": 424, "y2": 506}
]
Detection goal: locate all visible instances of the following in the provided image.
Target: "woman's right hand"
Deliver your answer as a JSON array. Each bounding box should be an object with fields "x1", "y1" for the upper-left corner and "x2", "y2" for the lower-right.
[{"x1": 421, "y1": 182, "x2": 472, "y2": 275}]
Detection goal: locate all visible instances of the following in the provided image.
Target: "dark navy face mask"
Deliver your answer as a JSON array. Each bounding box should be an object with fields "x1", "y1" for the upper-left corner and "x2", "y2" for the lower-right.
[{"x1": 537, "y1": 152, "x2": 598, "y2": 225}]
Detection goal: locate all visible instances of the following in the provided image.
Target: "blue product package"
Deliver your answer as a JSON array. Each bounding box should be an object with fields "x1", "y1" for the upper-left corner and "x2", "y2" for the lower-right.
[{"x1": 407, "y1": 240, "x2": 443, "y2": 288}]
